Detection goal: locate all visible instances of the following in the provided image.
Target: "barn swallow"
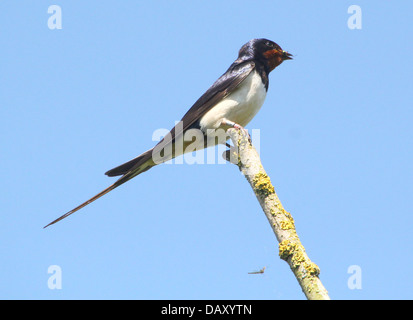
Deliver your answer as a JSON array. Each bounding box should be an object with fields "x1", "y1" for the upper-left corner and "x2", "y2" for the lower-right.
[{"x1": 44, "y1": 38, "x2": 292, "y2": 228}]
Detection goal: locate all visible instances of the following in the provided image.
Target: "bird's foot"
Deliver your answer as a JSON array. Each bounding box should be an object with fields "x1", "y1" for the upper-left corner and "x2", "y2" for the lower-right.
[{"x1": 221, "y1": 119, "x2": 252, "y2": 144}]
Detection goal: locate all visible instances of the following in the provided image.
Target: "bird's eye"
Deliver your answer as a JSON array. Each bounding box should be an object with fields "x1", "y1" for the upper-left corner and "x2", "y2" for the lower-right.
[{"x1": 265, "y1": 41, "x2": 273, "y2": 47}]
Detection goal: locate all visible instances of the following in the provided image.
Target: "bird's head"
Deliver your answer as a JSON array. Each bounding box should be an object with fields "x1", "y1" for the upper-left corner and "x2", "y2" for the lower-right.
[{"x1": 238, "y1": 38, "x2": 293, "y2": 72}]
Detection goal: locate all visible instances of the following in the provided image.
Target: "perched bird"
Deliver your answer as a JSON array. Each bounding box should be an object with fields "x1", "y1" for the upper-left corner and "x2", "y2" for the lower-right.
[{"x1": 44, "y1": 38, "x2": 292, "y2": 228}]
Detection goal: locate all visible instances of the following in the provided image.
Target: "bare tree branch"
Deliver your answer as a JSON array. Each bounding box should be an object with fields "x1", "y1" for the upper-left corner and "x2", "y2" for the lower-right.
[{"x1": 225, "y1": 128, "x2": 330, "y2": 300}]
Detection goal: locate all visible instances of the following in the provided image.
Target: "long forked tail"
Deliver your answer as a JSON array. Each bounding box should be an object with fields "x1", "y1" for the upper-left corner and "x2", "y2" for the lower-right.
[
  {"x1": 43, "y1": 183, "x2": 119, "y2": 228},
  {"x1": 44, "y1": 150, "x2": 156, "y2": 228}
]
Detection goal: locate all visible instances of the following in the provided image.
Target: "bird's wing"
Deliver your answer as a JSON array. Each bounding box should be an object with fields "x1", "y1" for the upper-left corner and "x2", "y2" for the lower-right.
[
  {"x1": 178, "y1": 60, "x2": 255, "y2": 134},
  {"x1": 44, "y1": 61, "x2": 256, "y2": 228},
  {"x1": 105, "y1": 60, "x2": 256, "y2": 177}
]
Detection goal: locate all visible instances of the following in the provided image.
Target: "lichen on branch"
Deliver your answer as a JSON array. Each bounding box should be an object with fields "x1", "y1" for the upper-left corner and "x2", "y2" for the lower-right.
[{"x1": 225, "y1": 128, "x2": 330, "y2": 300}]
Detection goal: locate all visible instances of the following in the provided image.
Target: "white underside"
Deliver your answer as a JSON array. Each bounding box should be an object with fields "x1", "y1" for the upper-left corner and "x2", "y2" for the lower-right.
[
  {"x1": 152, "y1": 70, "x2": 267, "y2": 164},
  {"x1": 199, "y1": 69, "x2": 267, "y2": 130}
]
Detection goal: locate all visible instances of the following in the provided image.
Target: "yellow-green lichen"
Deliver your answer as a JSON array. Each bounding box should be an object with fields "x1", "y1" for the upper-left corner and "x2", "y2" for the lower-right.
[
  {"x1": 279, "y1": 240, "x2": 294, "y2": 260},
  {"x1": 270, "y1": 208, "x2": 276, "y2": 216},
  {"x1": 278, "y1": 240, "x2": 305, "y2": 268},
  {"x1": 303, "y1": 262, "x2": 320, "y2": 277},
  {"x1": 279, "y1": 240, "x2": 320, "y2": 278},
  {"x1": 278, "y1": 207, "x2": 286, "y2": 215},
  {"x1": 280, "y1": 220, "x2": 294, "y2": 230},
  {"x1": 252, "y1": 172, "x2": 275, "y2": 197},
  {"x1": 283, "y1": 210, "x2": 294, "y2": 222},
  {"x1": 291, "y1": 248, "x2": 306, "y2": 268}
]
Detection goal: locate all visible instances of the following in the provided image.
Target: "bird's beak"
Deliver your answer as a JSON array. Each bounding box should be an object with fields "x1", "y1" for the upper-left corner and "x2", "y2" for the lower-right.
[{"x1": 282, "y1": 51, "x2": 293, "y2": 60}]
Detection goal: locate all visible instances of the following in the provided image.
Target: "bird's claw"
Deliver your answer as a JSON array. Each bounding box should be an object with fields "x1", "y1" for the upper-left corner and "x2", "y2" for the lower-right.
[{"x1": 222, "y1": 119, "x2": 252, "y2": 144}]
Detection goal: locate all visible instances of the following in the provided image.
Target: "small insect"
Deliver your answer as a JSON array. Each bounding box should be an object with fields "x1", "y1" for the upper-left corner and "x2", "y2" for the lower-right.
[{"x1": 248, "y1": 266, "x2": 266, "y2": 274}]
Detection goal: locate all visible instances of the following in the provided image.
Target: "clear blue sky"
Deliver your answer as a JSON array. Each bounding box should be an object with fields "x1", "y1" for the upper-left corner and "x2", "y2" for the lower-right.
[{"x1": 1, "y1": 1, "x2": 412, "y2": 299}]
